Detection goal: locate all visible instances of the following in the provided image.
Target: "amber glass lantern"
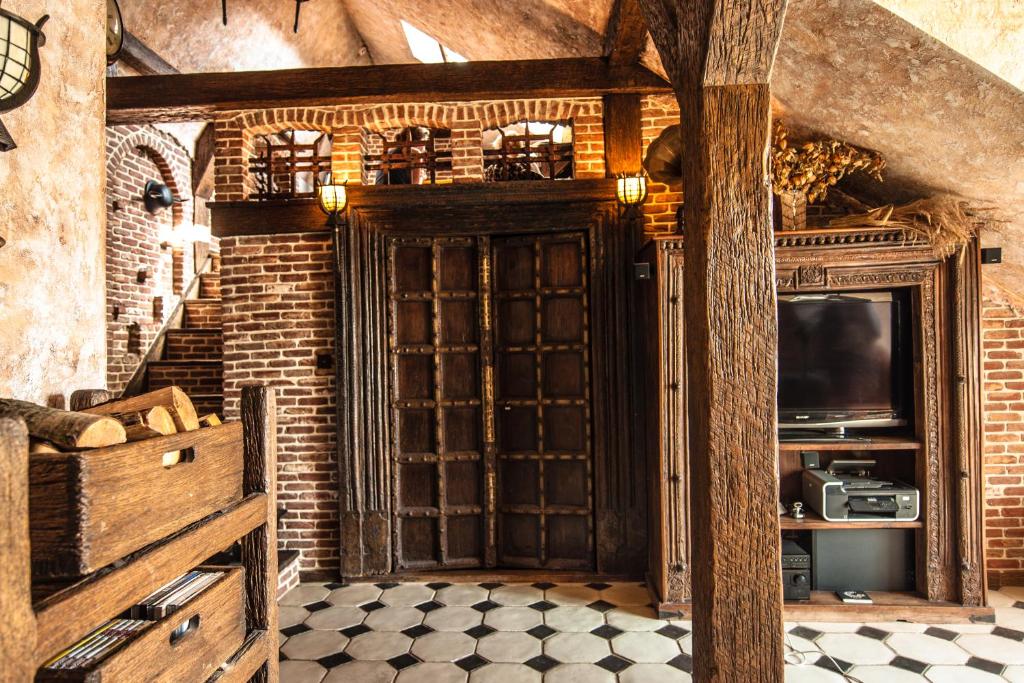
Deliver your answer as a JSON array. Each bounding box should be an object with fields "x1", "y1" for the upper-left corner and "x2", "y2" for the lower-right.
[
  {"x1": 0, "y1": 3, "x2": 48, "y2": 152},
  {"x1": 616, "y1": 172, "x2": 648, "y2": 207},
  {"x1": 315, "y1": 172, "x2": 348, "y2": 217}
]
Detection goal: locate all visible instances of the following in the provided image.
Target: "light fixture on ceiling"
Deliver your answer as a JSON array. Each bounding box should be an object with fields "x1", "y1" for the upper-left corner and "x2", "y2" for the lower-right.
[
  {"x1": 0, "y1": 2, "x2": 49, "y2": 152},
  {"x1": 293, "y1": 0, "x2": 309, "y2": 33}
]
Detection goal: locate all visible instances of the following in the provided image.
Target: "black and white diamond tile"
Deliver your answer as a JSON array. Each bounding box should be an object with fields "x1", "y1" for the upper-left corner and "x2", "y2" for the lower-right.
[{"x1": 279, "y1": 581, "x2": 1024, "y2": 682}]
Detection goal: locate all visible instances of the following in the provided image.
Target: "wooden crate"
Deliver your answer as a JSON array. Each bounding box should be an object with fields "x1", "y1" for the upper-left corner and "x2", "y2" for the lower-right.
[
  {"x1": 28, "y1": 424, "x2": 244, "y2": 578},
  {"x1": 37, "y1": 567, "x2": 246, "y2": 682}
]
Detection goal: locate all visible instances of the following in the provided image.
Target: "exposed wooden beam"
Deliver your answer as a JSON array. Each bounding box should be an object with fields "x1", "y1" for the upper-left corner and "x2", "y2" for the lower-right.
[
  {"x1": 638, "y1": 0, "x2": 788, "y2": 681},
  {"x1": 602, "y1": 94, "x2": 643, "y2": 176},
  {"x1": 119, "y1": 31, "x2": 179, "y2": 76},
  {"x1": 605, "y1": 0, "x2": 649, "y2": 65},
  {"x1": 107, "y1": 58, "x2": 672, "y2": 125}
]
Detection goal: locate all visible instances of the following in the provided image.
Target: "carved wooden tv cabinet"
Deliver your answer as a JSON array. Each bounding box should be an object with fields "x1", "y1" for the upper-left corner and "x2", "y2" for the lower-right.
[{"x1": 639, "y1": 227, "x2": 992, "y2": 622}]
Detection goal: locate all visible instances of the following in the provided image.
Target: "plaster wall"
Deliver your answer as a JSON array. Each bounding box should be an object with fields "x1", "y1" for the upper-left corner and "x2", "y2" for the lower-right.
[
  {"x1": 876, "y1": 0, "x2": 1024, "y2": 90},
  {"x1": 0, "y1": 0, "x2": 107, "y2": 405}
]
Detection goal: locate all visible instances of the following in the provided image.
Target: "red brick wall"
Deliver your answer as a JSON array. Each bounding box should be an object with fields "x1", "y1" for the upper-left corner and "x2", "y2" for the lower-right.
[
  {"x1": 220, "y1": 234, "x2": 338, "y2": 575},
  {"x1": 640, "y1": 95, "x2": 683, "y2": 237},
  {"x1": 983, "y1": 282, "x2": 1024, "y2": 586},
  {"x1": 165, "y1": 330, "x2": 223, "y2": 360},
  {"x1": 148, "y1": 362, "x2": 223, "y2": 395},
  {"x1": 106, "y1": 126, "x2": 194, "y2": 394},
  {"x1": 185, "y1": 300, "x2": 223, "y2": 329}
]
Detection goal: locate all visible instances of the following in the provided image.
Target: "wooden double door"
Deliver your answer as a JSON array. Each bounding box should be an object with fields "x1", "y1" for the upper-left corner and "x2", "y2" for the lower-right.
[{"x1": 387, "y1": 232, "x2": 594, "y2": 571}]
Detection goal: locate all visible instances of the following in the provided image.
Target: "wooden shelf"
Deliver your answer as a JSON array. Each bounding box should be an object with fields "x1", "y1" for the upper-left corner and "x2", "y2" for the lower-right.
[
  {"x1": 658, "y1": 591, "x2": 994, "y2": 624},
  {"x1": 779, "y1": 436, "x2": 922, "y2": 452},
  {"x1": 779, "y1": 510, "x2": 922, "y2": 530}
]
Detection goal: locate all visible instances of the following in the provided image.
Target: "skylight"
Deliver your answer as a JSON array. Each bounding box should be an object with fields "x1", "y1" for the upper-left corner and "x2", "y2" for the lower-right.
[{"x1": 400, "y1": 20, "x2": 467, "y2": 64}]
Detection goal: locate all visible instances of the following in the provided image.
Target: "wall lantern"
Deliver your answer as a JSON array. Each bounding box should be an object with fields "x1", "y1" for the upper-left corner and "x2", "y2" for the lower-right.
[
  {"x1": 316, "y1": 173, "x2": 348, "y2": 218},
  {"x1": 0, "y1": 2, "x2": 49, "y2": 152},
  {"x1": 616, "y1": 173, "x2": 648, "y2": 207},
  {"x1": 143, "y1": 180, "x2": 180, "y2": 214}
]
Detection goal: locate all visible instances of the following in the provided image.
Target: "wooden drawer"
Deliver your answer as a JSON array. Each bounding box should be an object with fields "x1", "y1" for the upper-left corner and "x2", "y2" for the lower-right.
[
  {"x1": 38, "y1": 566, "x2": 246, "y2": 682},
  {"x1": 29, "y1": 423, "x2": 244, "y2": 578}
]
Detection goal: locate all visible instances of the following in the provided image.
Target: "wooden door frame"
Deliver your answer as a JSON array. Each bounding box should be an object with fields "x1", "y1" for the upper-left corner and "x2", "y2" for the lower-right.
[{"x1": 335, "y1": 180, "x2": 647, "y2": 579}]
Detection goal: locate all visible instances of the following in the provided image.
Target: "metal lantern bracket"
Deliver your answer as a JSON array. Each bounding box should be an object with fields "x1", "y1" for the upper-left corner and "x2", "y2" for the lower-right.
[{"x1": 142, "y1": 180, "x2": 183, "y2": 214}]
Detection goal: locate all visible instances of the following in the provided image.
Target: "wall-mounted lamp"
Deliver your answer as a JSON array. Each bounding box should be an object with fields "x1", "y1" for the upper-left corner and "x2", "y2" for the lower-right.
[
  {"x1": 616, "y1": 173, "x2": 649, "y2": 207},
  {"x1": 0, "y1": 4, "x2": 49, "y2": 152},
  {"x1": 316, "y1": 172, "x2": 348, "y2": 218},
  {"x1": 143, "y1": 180, "x2": 181, "y2": 214}
]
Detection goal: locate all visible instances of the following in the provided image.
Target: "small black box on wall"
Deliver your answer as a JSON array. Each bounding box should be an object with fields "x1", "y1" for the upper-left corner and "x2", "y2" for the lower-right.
[{"x1": 982, "y1": 247, "x2": 1002, "y2": 264}]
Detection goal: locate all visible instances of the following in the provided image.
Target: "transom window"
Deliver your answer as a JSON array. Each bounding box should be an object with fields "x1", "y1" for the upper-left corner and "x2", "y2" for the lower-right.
[
  {"x1": 249, "y1": 130, "x2": 331, "y2": 201},
  {"x1": 482, "y1": 120, "x2": 574, "y2": 182},
  {"x1": 362, "y1": 127, "x2": 453, "y2": 185}
]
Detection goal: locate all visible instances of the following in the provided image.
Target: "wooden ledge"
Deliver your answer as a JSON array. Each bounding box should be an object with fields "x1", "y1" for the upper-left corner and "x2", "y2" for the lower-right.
[{"x1": 210, "y1": 180, "x2": 619, "y2": 238}]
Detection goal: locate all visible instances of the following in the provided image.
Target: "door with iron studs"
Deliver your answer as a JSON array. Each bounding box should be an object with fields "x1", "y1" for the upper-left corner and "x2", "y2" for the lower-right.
[{"x1": 387, "y1": 232, "x2": 595, "y2": 571}]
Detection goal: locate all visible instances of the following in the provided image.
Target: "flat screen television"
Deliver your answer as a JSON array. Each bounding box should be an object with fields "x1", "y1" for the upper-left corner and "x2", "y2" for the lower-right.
[{"x1": 778, "y1": 291, "x2": 909, "y2": 430}]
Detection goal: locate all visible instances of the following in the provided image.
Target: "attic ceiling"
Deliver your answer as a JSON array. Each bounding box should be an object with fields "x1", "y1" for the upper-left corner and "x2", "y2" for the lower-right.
[{"x1": 116, "y1": 0, "x2": 1024, "y2": 292}]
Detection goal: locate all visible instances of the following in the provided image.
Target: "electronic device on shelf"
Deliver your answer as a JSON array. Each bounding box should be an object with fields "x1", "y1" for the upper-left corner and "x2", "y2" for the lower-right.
[
  {"x1": 781, "y1": 540, "x2": 811, "y2": 601},
  {"x1": 803, "y1": 459, "x2": 919, "y2": 522},
  {"x1": 777, "y1": 290, "x2": 911, "y2": 434}
]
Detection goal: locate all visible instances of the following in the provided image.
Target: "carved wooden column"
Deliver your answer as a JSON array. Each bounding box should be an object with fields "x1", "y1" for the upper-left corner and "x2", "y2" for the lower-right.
[{"x1": 639, "y1": 0, "x2": 788, "y2": 679}]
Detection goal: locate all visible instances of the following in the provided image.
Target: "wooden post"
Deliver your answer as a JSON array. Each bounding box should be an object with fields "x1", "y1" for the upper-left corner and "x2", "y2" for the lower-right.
[
  {"x1": 0, "y1": 417, "x2": 35, "y2": 682},
  {"x1": 639, "y1": 1, "x2": 788, "y2": 680},
  {"x1": 241, "y1": 386, "x2": 279, "y2": 683}
]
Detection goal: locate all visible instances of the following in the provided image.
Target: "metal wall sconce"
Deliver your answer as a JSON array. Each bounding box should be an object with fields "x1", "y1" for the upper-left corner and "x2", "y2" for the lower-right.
[
  {"x1": 616, "y1": 173, "x2": 649, "y2": 207},
  {"x1": 316, "y1": 172, "x2": 348, "y2": 218},
  {"x1": 0, "y1": 3, "x2": 49, "y2": 152},
  {"x1": 143, "y1": 180, "x2": 180, "y2": 214}
]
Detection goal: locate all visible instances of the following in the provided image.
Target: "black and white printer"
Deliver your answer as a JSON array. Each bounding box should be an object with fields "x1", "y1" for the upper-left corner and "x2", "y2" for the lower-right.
[{"x1": 802, "y1": 459, "x2": 919, "y2": 522}]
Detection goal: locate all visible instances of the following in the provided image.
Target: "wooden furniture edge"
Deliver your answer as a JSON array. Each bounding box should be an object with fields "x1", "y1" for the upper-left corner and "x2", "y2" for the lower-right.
[
  {"x1": 34, "y1": 494, "x2": 267, "y2": 665},
  {"x1": 207, "y1": 630, "x2": 271, "y2": 683},
  {"x1": 655, "y1": 599, "x2": 995, "y2": 624}
]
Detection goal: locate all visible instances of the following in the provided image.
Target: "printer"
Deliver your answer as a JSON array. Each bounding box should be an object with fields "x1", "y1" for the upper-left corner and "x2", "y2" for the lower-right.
[{"x1": 802, "y1": 459, "x2": 919, "y2": 522}]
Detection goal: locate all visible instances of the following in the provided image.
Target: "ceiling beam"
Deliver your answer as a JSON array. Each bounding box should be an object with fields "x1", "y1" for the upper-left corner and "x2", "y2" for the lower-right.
[
  {"x1": 604, "y1": 0, "x2": 649, "y2": 66},
  {"x1": 118, "y1": 31, "x2": 179, "y2": 76},
  {"x1": 106, "y1": 58, "x2": 672, "y2": 125},
  {"x1": 638, "y1": 0, "x2": 789, "y2": 681}
]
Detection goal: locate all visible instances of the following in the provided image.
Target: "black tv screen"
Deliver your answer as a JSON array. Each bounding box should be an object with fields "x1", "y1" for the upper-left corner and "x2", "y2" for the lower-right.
[{"x1": 778, "y1": 292, "x2": 904, "y2": 427}]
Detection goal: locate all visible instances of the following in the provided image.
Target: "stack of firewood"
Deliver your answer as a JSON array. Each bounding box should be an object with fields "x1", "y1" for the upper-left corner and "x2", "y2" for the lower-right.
[{"x1": 0, "y1": 387, "x2": 222, "y2": 458}]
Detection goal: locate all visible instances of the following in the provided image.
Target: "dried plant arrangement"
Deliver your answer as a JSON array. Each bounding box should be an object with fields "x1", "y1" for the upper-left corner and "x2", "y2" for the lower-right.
[
  {"x1": 771, "y1": 122, "x2": 886, "y2": 203},
  {"x1": 828, "y1": 195, "x2": 994, "y2": 258}
]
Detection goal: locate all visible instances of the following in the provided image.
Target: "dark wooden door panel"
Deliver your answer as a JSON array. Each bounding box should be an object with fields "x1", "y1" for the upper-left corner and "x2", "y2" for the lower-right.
[
  {"x1": 388, "y1": 237, "x2": 485, "y2": 570},
  {"x1": 492, "y1": 232, "x2": 594, "y2": 570}
]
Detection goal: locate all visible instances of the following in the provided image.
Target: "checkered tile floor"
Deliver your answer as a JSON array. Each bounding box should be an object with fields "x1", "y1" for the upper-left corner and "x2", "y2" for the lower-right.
[{"x1": 278, "y1": 582, "x2": 1024, "y2": 682}]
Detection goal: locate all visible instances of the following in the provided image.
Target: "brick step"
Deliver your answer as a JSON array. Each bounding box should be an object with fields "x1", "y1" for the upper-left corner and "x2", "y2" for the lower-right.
[
  {"x1": 146, "y1": 360, "x2": 223, "y2": 395},
  {"x1": 199, "y1": 272, "x2": 221, "y2": 299},
  {"x1": 184, "y1": 299, "x2": 222, "y2": 329},
  {"x1": 164, "y1": 329, "x2": 223, "y2": 361},
  {"x1": 190, "y1": 393, "x2": 224, "y2": 419}
]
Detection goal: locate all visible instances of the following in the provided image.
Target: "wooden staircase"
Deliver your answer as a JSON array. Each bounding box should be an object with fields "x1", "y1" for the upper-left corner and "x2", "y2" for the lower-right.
[{"x1": 145, "y1": 269, "x2": 224, "y2": 417}]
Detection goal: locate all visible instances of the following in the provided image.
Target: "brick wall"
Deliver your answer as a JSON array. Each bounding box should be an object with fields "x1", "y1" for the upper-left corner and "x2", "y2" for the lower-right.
[
  {"x1": 185, "y1": 300, "x2": 223, "y2": 329},
  {"x1": 165, "y1": 330, "x2": 223, "y2": 360},
  {"x1": 105, "y1": 126, "x2": 195, "y2": 394},
  {"x1": 148, "y1": 362, "x2": 223, "y2": 395},
  {"x1": 220, "y1": 234, "x2": 339, "y2": 575},
  {"x1": 213, "y1": 99, "x2": 608, "y2": 200},
  {"x1": 982, "y1": 282, "x2": 1024, "y2": 586},
  {"x1": 640, "y1": 95, "x2": 683, "y2": 237}
]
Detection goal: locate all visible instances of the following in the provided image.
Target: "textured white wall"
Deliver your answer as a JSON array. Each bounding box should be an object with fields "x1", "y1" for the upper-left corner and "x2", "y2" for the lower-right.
[
  {"x1": 0, "y1": 0, "x2": 107, "y2": 404},
  {"x1": 877, "y1": 0, "x2": 1024, "y2": 90}
]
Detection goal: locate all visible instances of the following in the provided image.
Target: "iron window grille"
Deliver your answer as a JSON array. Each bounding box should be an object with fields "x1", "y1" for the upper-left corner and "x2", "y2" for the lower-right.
[
  {"x1": 483, "y1": 120, "x2": 574, "y2": 182},
  {"x1": 249, "y1": 130, "x2": 331, "y2": 201}
]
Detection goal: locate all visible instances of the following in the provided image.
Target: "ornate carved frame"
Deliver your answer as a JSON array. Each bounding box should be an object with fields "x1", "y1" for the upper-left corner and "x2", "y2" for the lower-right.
[
  {"x1": 651, "y1": 227, "x2": 984, "y2": 608},
  {"x1": 333, "y1": 180, "x2": 648, "y2": 578}
]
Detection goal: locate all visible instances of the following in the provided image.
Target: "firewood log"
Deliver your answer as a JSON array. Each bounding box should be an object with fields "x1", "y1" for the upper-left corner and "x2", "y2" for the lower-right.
[
  {"x1": 199, "y1": 413, "x2": 222, "y2": 427},
  {"x1": 111, "y1": 406, "x2": 177, "y2": 442},
  {"x1": 69, "y1": 389, "x2": 114, "y2": 412},
  {"x1": 0, "y1": 400, "x2": 126, "y2": 450},
  {"x1": 29, "y1": 439, "x2": 62, "y2": 454},
  {"x1": 82, "y1": 387, "x2": 200, "y2": 432}
]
